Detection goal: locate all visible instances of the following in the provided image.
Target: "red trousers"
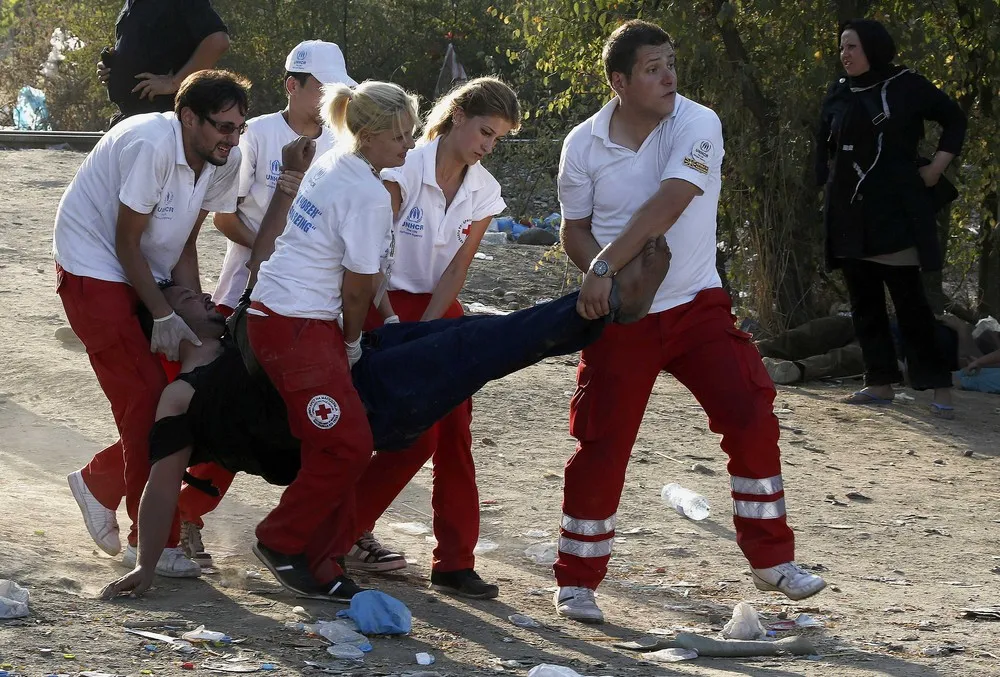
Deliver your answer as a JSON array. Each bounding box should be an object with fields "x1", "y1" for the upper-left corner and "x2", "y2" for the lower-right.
[
  {"x1": 247, "y1": 303, "x2": 374, "y2": 583},
  {"x1": 554, "y1": 288, "x2": 795, "y2": 590},
  {"x1": 56, "y1": 266, "x2": 179, "y2": 548},
  {"x1": 353, "y1": 291, "x2": 477, "y2": 572}
]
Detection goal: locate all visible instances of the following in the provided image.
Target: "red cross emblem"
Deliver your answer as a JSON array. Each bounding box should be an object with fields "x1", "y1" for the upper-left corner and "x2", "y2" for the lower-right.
[
  {"x1": 306, "y1": 394, "x2": 341, "y2": 429},
  {"x1": 458, "y1": 220, "x2": 472, "y2": 243}
]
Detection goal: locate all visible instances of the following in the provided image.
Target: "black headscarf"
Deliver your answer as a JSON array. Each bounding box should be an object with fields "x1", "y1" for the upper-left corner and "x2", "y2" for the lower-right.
[{"x1": 841, "y1": 19, "x2": 897, "y2": 86}]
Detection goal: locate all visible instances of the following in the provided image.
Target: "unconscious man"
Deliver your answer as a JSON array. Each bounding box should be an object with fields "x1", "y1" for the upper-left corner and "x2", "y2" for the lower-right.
[{"x1": 99, "y1": 237, "x2": 671, "y2": 600}]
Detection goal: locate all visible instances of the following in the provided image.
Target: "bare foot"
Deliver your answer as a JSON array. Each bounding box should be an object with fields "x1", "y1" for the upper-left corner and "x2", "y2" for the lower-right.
[{"x1": 610, "y1": 237, "x2": 671, "y2": 324}]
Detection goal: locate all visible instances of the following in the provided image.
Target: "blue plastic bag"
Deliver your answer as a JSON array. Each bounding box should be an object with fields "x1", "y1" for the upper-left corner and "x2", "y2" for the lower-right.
[
  {"x1": 13, "y1": 86, "x2": 51, "y2": 131},
  {"x1": 336, "y1": 590, "x2": 412, "y2": 635},
  {"x1": 495, "y1": 216, "x2": 516, "y2": 233}
]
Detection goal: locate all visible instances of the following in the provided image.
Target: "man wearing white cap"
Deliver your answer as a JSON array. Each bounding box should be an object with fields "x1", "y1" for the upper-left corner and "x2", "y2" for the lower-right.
[
  {"x1": 171, "y1": 41, "x2": 357, "y2": 561},
  {"x1": 213, "y1": 40, "x2": 356, "y2": 314}
]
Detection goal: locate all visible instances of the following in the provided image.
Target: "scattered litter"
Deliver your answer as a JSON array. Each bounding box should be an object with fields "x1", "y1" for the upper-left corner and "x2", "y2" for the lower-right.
[
  {"x1": 722, "y1": 602, "x2": 766, "y2": 640},
  {"x1": 474, "y1": 539, "x2": 499, "y2": 554},
  {"x1": 676, "y1": 632, "x2": 816, "y2": 657},
  {"x1": 508, "y1": 613, "x2": 541, "y2": 628},
  {"x1": 690, "y1": 463, "x2": 715, "y2": 475},
  {"x1": 336, "y1": 590, "x2": 411, "y2": 635},
  {"x1": 390, "y1": 522, "x2": 430, "y2": 535},
  {"x1": 81, "y1": 673, "x2": 117, "y2": 677},
  {"x1": 825, "y1": 524, "x2": 854, "y2": 530},
  {"x1": 863, "y1": 576, "x2": 912, "y2": 586},
  {"x1": 922, "y1": 645, "x2": 965, "y2": 657},
  {"x1": 925, "y1": 529, "x2": 951, "y2": 537},
  {"x1": 0, "y1": 580, "x2": 29, "y2": 619},
  {"x1": 182, "y1": 625, "x2": 231, "y2": 643},
  {"x1": 524, "y1": 529, "x2": 550, "y2": 538},
  {"x1": 645, "y1": 648, "x2": 698, "y2": 663},
  {"x1": 769, "y1": 614, "x2": 825, "y2": 631},
  {"x1": 825, "y1": 495, "x2": 848, "y2": 507},
  {"x1": 527, "y1": 665, "x2": 584, "y2": 677},
  {"x1": 961, "y1": 607, "x2": 1000, "y2": 620},
  {"x1": 524, "y1": 542, "x2": 558, "y2": 566},
  {"x1": 292, "y1": 605, "x2": 312, "y2": 619},
  {"x1": 305, "y1": 620, "x2": 372, "y2": 650},
  {"x1": 895, "y1": 392, "x2": 915, "y2": 402},
  {"x1": 846, "y1": 491, "x2": 871, "y2": 501},
  {"x1": 473, "y1": 252, "x2": 494, "y2": 261},
  {"x1": 415, "y1": 652, "x2": 435, "y2": 665},
  {"x1": 327, "y1": 644, "x2": 365, "y2": 660}
]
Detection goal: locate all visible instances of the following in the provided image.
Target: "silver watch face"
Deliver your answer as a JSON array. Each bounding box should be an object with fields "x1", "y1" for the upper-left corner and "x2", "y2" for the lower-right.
[{"x1": 593, "y1": 260, "x2": 610, "y2": 277}]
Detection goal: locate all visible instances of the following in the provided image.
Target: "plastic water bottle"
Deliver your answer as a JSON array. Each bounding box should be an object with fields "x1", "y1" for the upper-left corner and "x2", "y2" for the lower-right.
[{"x1": 661, "y1": 483, "x2": 710, "y2": 520}]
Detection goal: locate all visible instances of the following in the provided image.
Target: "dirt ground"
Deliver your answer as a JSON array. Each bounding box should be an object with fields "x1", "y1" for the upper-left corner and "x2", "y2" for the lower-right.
[{"x1": 1, "y1": 149, "x2": 998, "y2": 677}]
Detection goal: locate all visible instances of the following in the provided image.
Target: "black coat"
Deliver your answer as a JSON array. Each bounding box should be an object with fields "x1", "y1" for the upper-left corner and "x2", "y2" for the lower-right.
[{"x1": 816, "y1": 67, "x2": 966, "y2": 272}]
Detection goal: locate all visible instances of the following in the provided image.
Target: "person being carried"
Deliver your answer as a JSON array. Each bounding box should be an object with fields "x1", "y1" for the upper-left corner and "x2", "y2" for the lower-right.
[{"x1": 98, "y1": 233, "x2": 671, "y2": 600}]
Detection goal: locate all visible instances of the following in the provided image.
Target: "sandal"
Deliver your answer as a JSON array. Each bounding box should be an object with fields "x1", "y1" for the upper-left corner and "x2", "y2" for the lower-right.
[
  {"x1": 843, "y1": 390, "x2": 894, "y2": 405},
  {"x1": 929, "y1": 402, "x2": 955, "y2": 420}
]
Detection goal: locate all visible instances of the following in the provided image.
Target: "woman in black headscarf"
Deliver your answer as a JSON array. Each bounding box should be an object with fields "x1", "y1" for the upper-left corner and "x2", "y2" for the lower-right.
[{"x1": 816, "y1": 18, "x2": 966, "y2": 417}]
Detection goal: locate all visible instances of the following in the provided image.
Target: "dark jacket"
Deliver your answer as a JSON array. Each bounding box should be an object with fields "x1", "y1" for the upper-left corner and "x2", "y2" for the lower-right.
[
  {"x1": 108, "y1": 0, "x2": 228, "y2": 119},
  {"x1": 816, "y1": 67, "x2": 966, "y2": 272}
]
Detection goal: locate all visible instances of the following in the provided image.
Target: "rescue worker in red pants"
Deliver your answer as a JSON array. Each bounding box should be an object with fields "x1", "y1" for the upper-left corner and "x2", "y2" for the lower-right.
[
  {"x1": 346, "y1": 77, "x2": 520, "y2": 599},
  {"x1": 551, "y1": 20, "x2": 826, "y2": 624},
  {"x1": 56, "y1": 70, "x2": 249, "y2": 578},
  {"x1": 245, "y1": 81, "x2": 420, "y2": 600}
]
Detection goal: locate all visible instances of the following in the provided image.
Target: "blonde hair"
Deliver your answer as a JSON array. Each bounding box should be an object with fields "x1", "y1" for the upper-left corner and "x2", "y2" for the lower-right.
[
  {"x1": 321, "y1": 80, "x2": 419, "y2": 151},
  {"x1": 422, "y1": 76, "x2": 521, "y2": 141}
]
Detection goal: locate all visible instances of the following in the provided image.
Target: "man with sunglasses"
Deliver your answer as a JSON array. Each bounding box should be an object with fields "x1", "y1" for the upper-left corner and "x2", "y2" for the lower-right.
[{"x1": 54, "y1": 69, "x2": 249, "y2": 578}]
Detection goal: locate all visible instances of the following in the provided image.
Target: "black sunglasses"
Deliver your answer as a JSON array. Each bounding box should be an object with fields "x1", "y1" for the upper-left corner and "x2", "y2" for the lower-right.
[{"x1": 203, "y1": 115, "x2": 247, "y2": 136}]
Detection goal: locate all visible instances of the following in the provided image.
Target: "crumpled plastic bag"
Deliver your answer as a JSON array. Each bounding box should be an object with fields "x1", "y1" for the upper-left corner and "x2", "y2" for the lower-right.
[
  {"x1": 0, "y1": 579, "x2": 29, "y2": 619},
  {"x1": 722, "y1": 601, "x2": 766, "y2": 640},
  {"x1": 336, "y1": 590, "x2": 411, "y2": 635}
]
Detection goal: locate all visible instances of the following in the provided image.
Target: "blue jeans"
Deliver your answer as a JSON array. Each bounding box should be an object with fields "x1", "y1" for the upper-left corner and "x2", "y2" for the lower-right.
[{"x1": 356, "y1": 291, "x2": 604, "y2": 451}]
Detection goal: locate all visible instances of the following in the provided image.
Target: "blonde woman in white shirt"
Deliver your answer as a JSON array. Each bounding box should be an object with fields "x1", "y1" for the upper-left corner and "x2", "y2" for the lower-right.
[
  {"x1": 246, "y1": 80, "x2": 418, "y2": 601},
  {"x1": 347, "y1": 77, "x2": 521, "y2": 599}
]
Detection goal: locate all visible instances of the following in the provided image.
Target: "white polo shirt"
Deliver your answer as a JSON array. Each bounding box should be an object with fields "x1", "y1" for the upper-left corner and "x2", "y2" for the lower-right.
[
  {"x1": 382, "y1": 136, "x2": 506, "y2": 294},
  {"x1": 53, "y1": 112, "x2": 241, "y2": 285},
  {"x1": 251, "y1": 151, "x2": 393, "y2": 320},
  {"x1": 213, "y1": 112, "x2": 335, "y2": 308},
  {"x1": 558, "y1": 94, "x2": 724, "y2": 313}
]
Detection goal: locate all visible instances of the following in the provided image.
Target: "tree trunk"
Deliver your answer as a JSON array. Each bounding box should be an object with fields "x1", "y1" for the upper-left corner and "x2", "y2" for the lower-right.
[{"x1": 977, "y1": 192, "x2": 1000, "y2": 316}]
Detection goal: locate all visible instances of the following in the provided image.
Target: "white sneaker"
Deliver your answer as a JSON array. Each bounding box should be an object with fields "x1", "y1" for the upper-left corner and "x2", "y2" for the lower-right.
[
  {"x1": 67, "y1": 470, "x2": 120, "y2": 556},
  {"x1": 123, "y1": 545, "x2": 202, "y2": 578},
  {"x1": 554, "y1": 586, "x2": 604, "y2": 624},
  {"x1": 762, "y1": 357, "x2": 802, "y2": 385},
  {"x1": 751, "y1": 561, "x2": 826, "y2": 600}
]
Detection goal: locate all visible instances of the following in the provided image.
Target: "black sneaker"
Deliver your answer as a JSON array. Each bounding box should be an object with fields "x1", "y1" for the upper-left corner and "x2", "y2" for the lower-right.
[
  {"x1": 252, "y1": 541, "x2": 321, "y2": 597},
  {"x1": 305, "y1": 574, "x2": 366, "y2": 603},
  {"x1": 429, "y1": 568, "x2": 499, "y2": 599}
]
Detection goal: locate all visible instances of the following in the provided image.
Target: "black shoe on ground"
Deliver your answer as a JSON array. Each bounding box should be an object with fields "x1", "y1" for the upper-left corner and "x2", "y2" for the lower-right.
[
  {"x1": 252, "y1": 541, "x2": 321, "y2": 597},
  {"x1": 306, "y1": 574, "x2": 366, "y2": 603},
  {"x1": 429, "y1": 568, "x2": 499, "y2": 599}
]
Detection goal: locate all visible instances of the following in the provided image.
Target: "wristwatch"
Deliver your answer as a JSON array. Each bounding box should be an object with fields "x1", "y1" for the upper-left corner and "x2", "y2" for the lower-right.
[{"x1": 590, "y1": 259, "x2": 612, "y2": 278}]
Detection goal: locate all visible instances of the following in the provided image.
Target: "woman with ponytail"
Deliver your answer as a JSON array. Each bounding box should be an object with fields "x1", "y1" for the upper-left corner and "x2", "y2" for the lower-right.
[
  {"x1": 345, "y1": 77, "x2": 521, "y2": 600},
  {"x1": 246, "y1": 80, "x2": 419, "y2": 600}
]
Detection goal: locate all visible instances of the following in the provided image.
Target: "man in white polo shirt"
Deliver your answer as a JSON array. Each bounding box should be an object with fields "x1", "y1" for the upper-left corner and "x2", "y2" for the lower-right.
[
  {"x1": 213, "y1": 40, "x2": 353, "y2": 314},
  {"x1": 54, "y1": 69, "x2": 248, "y2": 578},
  {"x1": 551, "y1": 20, "x2": 825, "y2": 624}
]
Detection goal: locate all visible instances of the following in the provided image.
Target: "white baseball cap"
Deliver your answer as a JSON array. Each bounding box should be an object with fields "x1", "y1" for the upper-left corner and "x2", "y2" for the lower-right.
[{"x1": 284, "y1": 40, "x2": 357, "y2": 87}]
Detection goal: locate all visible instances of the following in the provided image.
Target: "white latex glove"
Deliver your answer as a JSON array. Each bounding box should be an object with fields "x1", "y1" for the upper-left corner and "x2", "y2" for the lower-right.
[
  {"x1": 345, "y1": 336, "x2": 362, "y2": 368},
  {"x1": 150, "y1": 312, "x2": 202, "y2": 361},
  {"x1": 384, "y1": 315, "x2": 400, "y2": 324}
]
